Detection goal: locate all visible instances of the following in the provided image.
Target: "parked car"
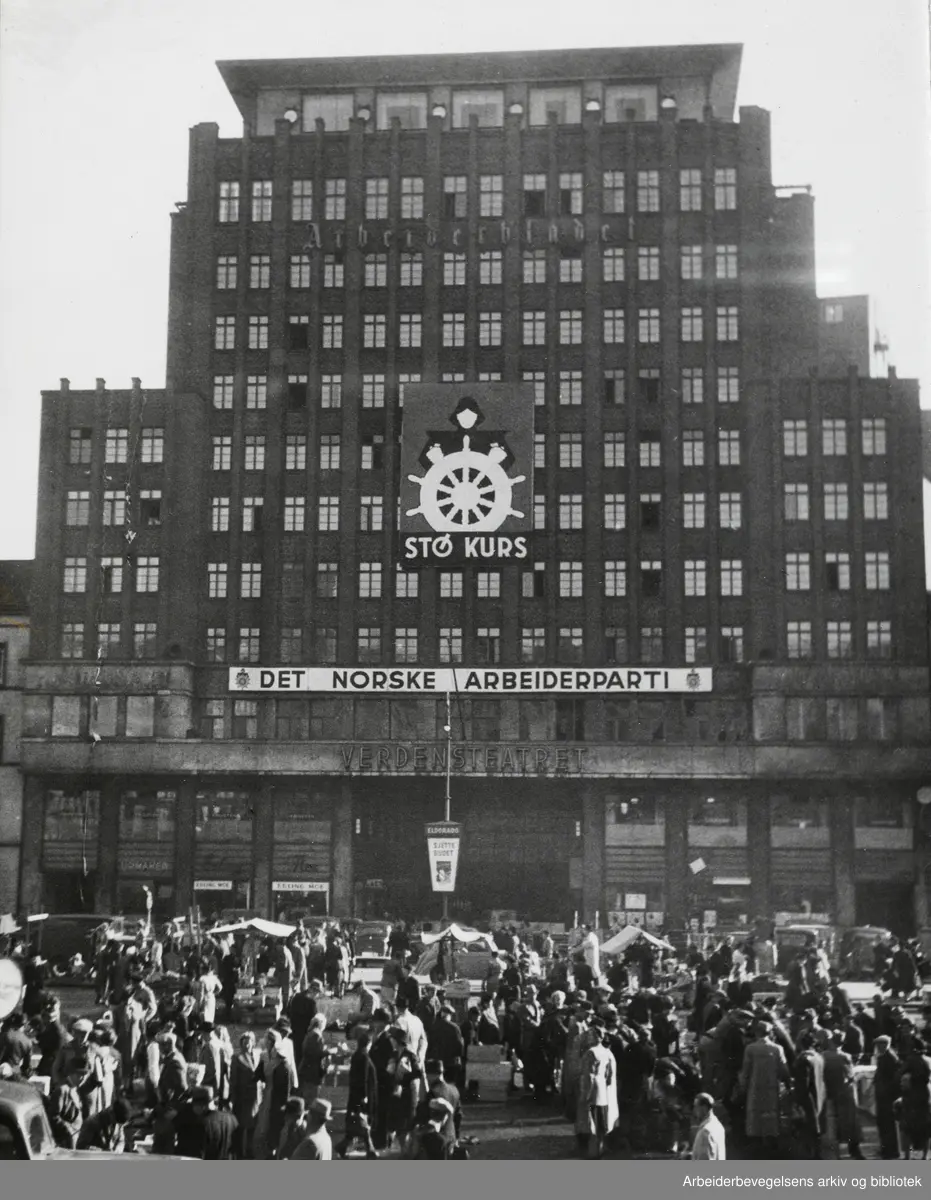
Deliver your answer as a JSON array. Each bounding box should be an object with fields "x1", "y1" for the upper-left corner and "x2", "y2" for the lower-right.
[
  {"x1": 774, "y1": 923, "x2": 837, "y2": 973},
  {"x1": 838, "y1": 926, "x2": 891, "y2": 978},
  {"x1": 354, "y1": 921, "x2": 392, "y2": 958}
]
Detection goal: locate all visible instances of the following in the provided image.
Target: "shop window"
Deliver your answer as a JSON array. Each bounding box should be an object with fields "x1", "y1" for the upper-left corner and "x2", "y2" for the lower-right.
[
  {"x1": 273, "y1": 790, "x2": 333, "y2": 842},
  {"x1": 119, "y1": 790, "x2": 177, "y2": 842},
  {"x1": 51, "y1": 696, "x2": 82, "y2": 737},
  {"x1": 855, "y1": 796, "x2": 905, "y2": 828},
  {"x1": 608, "y1": 794, "x2": 661, "y2": 824},
  {"x1": 770, "y1": 796, "x2": 826, "y2": 828},
  {"x1": 689, "y1": 796, "x2": 743, "y2": 826},
  {"x1": 554, "y1": 698, "x2": 585, "y2": 742},
  {"x1": 44, "y1": 790, "x2": 100, "y2": 842},
  {"x1": 88, "y1": 696, "x2": 117, "y2": 739},
  {"x1": 126, "y1": 696, "x2": 155, "y2": 738},
  {"x1": 194, "y1": 790, "x2": 253, "y2": 841}
]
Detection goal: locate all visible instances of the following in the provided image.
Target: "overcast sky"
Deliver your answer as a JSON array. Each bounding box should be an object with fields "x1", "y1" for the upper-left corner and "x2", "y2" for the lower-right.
[{"x1": 1, "y1": 0, "x2": 929, "y2": 570}]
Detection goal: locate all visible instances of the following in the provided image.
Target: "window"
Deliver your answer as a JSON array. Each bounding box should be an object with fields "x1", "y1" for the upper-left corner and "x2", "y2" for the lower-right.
[
  {"x1": 393, "y1": 628, "x2": 418, "y2": 665},
  {"x1": 558, "y1": 561, "x2": 583, "y2": 599},
  {"x1": 210, "y1": 497, "x2": 230, "y2": 532},
  {"x1": 529, "y1": 85, "x2": 581, "y2": 124},
  {"x1": 63, "y1": 556, "x2": 87, "y2": 593},
  {"x1": 65, "y1": 490, "x2": 90, "y2": 526},
  {"x1": 684, "y1": 559, "x2": 707, "y2": 596},
  {"x1": 203, "y1": 628, "x2": 226, "y2": 663},
  {"x1": 640, "y1": 627, "x2": 664, "y2": 663},
  {"x1": 559, "y1": 172, "x2": 583, "y2": 215},
  {"x1": 314, "y1": 627, "x2": 337, "y2": 663},
  {"x1": 402, "y1": 176, "x2": 425, "y2": 219},
  {"x1": 685, "y1": 627, "x2": 708, "y2": 664},
  {"x1": 865, "y1": 551, "x2": 890, "y2": 591},
  {"x1": 718, "y1": 429, "x2": 740, "y2": 466},
  {"x1": 133, "y1": 622, "x2": 157, "y2": 659},
  {"x1": 557, "y1": 627, "x2": 584, "y2": 664},
  {"x1": 322, "y1": 314, "x2": 343, "y2": 348},
  {"x1": 479, "y1": 250, "x2": 502, "y2": 285},
  {"x1": 249, "y1": 254, "x2": 270, "y2": 289},
  {"x1": 534, "y1": 433, "x2": 546, "y2": 468},
  {"x1": 605, "y1": 560, "x2": 627, "y2": 597},
  {"x1": 291, "y1": 179, "x2": 313, "y2": 220},
  {"x1": 442, "y1": 253, "x2": 466, "y2": 287},
  {"x1": 308, "y1": 562, "x2": 337, "y2": 601},
  {"x1": 674, "y1": 431, "x2": 702, "y2": 470},
  {"x1": 324, "y1": 178, "x2": 346, "y2": 220},
  {"x1": 218, "y1": 180, "x2": 239, "y2": 222},
  {"x1": 478, "y1": 311, "x2": 502, "y2": 347},
  {"x1": 680, "y1": 306, "x2": 703, "y2": 342},
  {"x1": 60, "y1": 622, "x2": 85, "y2": 658},
  {"x1": 521, "y1": 628, "x2": 546, "y2": 663},
  {"x1": 715, "y1": 244, "x2": 738, "y2": 280},
  {"x1": 439, "y1": 628, "x2": 463, "y2": 663},
  {"x1": 212, "y1": 435, "x2": 231, "y2": 471},
  {"x1": 319, "y1": 253, "x2": 343, "y2": 289},
  {"x1": 321, "y1": 375, "x2": 342, "y2": 409},
  {"x1": 362, "y1": 375, "x2": 386, "y2": 408},
  {"x1": 721, "y1": 559, "x2": 743, "y2": 596},
  {"x1": 678, "y1": 244, "x2": 703, "y2": 282},
  {"x1": 862, "y1": 418, "x2": 887, "y2": 456},
  {"x1": 559, "y1": 310, "x2": 582, "y2": 344},
  {"x1": 207, "y1": 561, "x2": 227, "y2": 599},
  {"x1": 363, "y1": 314, "x2": 387, "y2": 348},
  {"x1": 364, "y1": 254, "x2": 387, "y2": 288},
  {"x1": 396, "y1": 313, "x2": 422, "y2": 349},
  {"x1": 714, "y1": 167, "x2": 737, "y2": 210},
  {"x1": 637, "y1": 170, "x2": 660, "y2": 212},
  {"x1": 787, "y1": 621, "x2": 813, "y2": 660},
  {"x1": 400, "y1": 253, "x2": 423, "y2": 287},
  {"x1": 866, "y1": 697, "x2": 897, "y2": 741},
  {"x1": 639, "y1": 439, "x2": 661, "y2": 468},
  {"x1": 559, "y1": 432, "x2": 582, "y2": 468},
  {"x1": 360, "y1": 495, "x2": 384, "y2": 531},
  {"x1": 867, "y1": 619, "x2": 892, "y2": 659},
  {"x1": 784, "y1": 483, "x2": 810, "y2": 521},
  {"x1": 475, "y1": 627, "x2": 501, "y2": 664},
  {"x1": 602, "y1": 170, "x2": 625, "y2": 213},
  {"x1": 479, "y1": 174, "x2": 503, "y2": 217},
  {"x1": 251, "y1": 180, "x2": 272, "y2": 222},
  {"x1": 637, "y1": 246, "x2": 660, "y2": 282},
  {"x1": 216, "y1": 254, "x2": 237, "y2": 289},
  {"x1": 200, "y1": 699, "x2": 225, "y2": 740},
  {"x1": 522, "y1": 562, "x2": 546, "y2": 599},
  {"x1": 721, "y1": 626, "x2": 744, "y2": 663},
  {"x1": 516, "y1": 372, "x2": 543, "y2": 410},
  {"x1": 826, "y1": 620, "x2": 854, "y2": 660},
  {"x1": 559, "y1": 250, "x2": 583, "y2": 283},
  {"x1": 559, "y1": 493, "x2": 583, "y2": 529},
  {"x1": 232, "y1": 698, "x2": 258, "y2": 738},
  {"x1": 105, "y1": 428, "x2": 129, "y2": 463},
  {"x1": 523, "y1": 173, "x2": 546, "y2": 216},
  {"x1": 453, "y1": 88, "x2": 504, "y2": 127},
  {"x1": 640, "y1": 559, "x2": 662, "y2": 597},
  {"x1": 683, "y1": 492, "x2": 706, "y2": 529},
  {"x1": 439, "y1": 571, "x2": 463, "y2": 599},
  {"x1": 604, "y1": 369, "x2": 625, "y2": 406},
  {"x1": 376, "y1": 90, "x2": 428, "y2": 129},
  {"x1": 319, "y1": 434, "x2": 340, "y2": 471},
  {"x1": 533, "y1": 495, "x2": 545, "y2": 529},
  {"x1": 69, "y1": 427, "x2": 93, "y2": 464},
  {"x1": 100, "y1": 556, "x2": 122, "y2": 594},
  {"x1": 638, "y1": 308, "x2": 660, "y2": 343},
  {"x1": 679, "y1": 168, "x2": 701, "y2": 211},
  {"x1": 135, "y1": 556, "x2": 159, "y2": 593},
  {"x1": 248, "y1": 315, "x2": 268, "y2": 350},
  {"x1": 716, "y1": 306, "x2": 739, "y2": 342},
  {"x1": 822, "y1": 419, "x2": 847, "y2": 456},
  {"x1": 821, "y1": 481, "x2": 848, "y2": 521},
  {"x1": 523, "y1": 250, "x2": 546, "y2": 285},
  {"x1": 240, "y1": 562, "x2": 262, "y2": 599},
  {"x1": 246, "y1": 375, "x2": 267, "y2": 409},
  {"x1": 719, "y1": 492, "x2": 742, "y2": 530},
  {"x1": 141, "y1": 490, "x2": 164, "y2": 527},
  {"x1": 826, "y1": 697, "x2": 858, "y2": 740},
  {"x1": 718, "y1": 367, "x2": 739, "y2": 404},
  {"x1": 360, "y1": 434, "x2": 385, "y2": 472},
  {"x1": 359, "y1": 562, "x2": 383, "y2": 599},
  {"x1": 211, "y1": 375, "x2": 234, "y2": 410},
  {"x1": 783, "y1": 420, "x2": 808, "y2": 457},
  {"x1": 863, "y1": 482, "x2": 888, "y2": 520},
  {"x1": 825, "y1": 551, "x2": 851, "y2": 591},
  {"x1": 823, "y1": 302, "x2": 844, "y2": 324},
  {"x1": 139, "y1": 427, "x2": 163, "y2": 463},
  {"x1": 365, "y1": 177, "x2": 389, "y2": 219},
  {"x1": 243, "y1": 435, "x2": 265, "y2": 473},
  {"x1": 318, "y1": 497, "x2": 339, "y2": 531},
  {"x1": 442, "y1": 313, "x2": 465, "y2": 347},
  {"x1": 785, "y1": 552, "x2": 811, "y2": 591},
  {"x1": 603, "y1": 309, "x2": 625, "y2": 344},
  {"x1": 442, "y1": 175, "x2": 466, "y2": 219},
  {"x1": 640, "y1": 492, "x2": 661, "y2": 529},
  {"x1": 97, "y1": 622, "x2": 121, "y2": 658},
  {"x1": 282, "y1": 496, "x2": 305, "y2": 533}
]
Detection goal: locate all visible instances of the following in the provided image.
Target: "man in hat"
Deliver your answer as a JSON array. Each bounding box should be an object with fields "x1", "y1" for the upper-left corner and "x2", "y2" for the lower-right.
[
  {"x1": 369, "y1": 1009, "x2": 395, "y2": 1151},
  {"x1": 335, "y1": 1026, "x2": 379, "y2": 1159},
  {"x1": 416, "y1": 1058, "x2": 462, "y2": 1152},
  {"x1": 291, "y1": 1098, "x2": 334, "y2": 1160},
  {"x1": 289, "y1": 976, "x2": 320, "y2": 1056},
  {"x1": 691, "y1": 1093, "x2": 726, "y2": 1160},
  {"x1": 157, "y1": 1030, "x2": 189, "y2": 1105},
  {"x1": 277, "y1": 1096, "x2": 309, "y2": 1160},
  {"x1": 417, "y1": 983, "x2": 441, "y2": 1036},
  {"x1": 427, "y1": 1003, "x2": 465, "y2": 1086},
  {"x1": 405, "y1": 1097, "x2": 454, "y2": 1159}
]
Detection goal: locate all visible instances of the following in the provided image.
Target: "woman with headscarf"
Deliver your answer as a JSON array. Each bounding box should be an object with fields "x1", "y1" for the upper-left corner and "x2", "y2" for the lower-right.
[
  {"x1": 230, "y1": 1030, "x2": 263, "y2": 1159},
  {"x1": 252, "y1": 1028, "x2": 299, "y2": 1159},
  {"x1": 298, "y1": 1012, "x2": 331, "y2": 1106}
]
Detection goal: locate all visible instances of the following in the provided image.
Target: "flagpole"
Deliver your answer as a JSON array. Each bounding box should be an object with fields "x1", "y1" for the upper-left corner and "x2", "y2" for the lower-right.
[{"x1": 443, "y1": 690, "x2": 452, "y2": 921}]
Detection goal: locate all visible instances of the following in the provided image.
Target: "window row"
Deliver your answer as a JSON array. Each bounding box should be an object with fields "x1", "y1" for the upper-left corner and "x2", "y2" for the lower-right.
[
  {"x1": 786, "y1": 619, "x2": 893, "y2": 660},
  {"x1": 783, "y1": 551, "x2": 892, "y2": 592},
  {"x1": 783, "y1": 481, "x2": 891, "y2": 521},
  {"x1": 217, "y1": 167, "x2": 738, "y2": 223},
  {"x1": 64, "y1": 489, "x2": 162, "y2": 527},
  {"x1": 782, "y1": 417, "x2": 888, "y2": 458},
  {"x1": 63, "y1": 557, "x2": 160, "y2": 594},
  {"x1": 68, "y1": 427, "x2": 164, "y2": 465},
  {"x1": 60, "y1": 622, "x2": 158, "y2": 660}
]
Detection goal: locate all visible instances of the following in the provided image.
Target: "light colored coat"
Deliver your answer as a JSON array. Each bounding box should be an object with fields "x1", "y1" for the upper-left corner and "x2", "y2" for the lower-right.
[
  {"x1": 575, "y1": 1041, "x2": 618, "y2": 1135},
  {"x1": 692, "y1": 1112, "x2": 727, "y2": 1159}
]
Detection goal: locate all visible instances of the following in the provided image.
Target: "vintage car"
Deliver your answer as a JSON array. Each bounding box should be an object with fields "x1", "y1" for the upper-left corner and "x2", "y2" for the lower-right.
[{"x1": 838, "y1": 926, "x2": 892, "y2": 978}]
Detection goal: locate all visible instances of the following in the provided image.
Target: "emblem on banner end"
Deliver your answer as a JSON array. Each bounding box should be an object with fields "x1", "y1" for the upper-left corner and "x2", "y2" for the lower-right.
[
  {"x1": 686, "y1": 670, "x2": 701, "y2": 690},
  {"x1": 235, "y1": 668, "x2": 251, "y2": 689}
]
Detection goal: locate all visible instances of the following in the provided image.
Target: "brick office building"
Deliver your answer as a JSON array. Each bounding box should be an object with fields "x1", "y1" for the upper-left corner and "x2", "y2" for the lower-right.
[{"x1": 17, "y1": 45, "x2": 931, "y2": 934}]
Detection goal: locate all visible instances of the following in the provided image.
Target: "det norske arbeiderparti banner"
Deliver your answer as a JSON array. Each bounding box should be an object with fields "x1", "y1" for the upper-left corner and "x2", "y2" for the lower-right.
[{"x1": 399, "y1": 382, "x2": 534, "y2": 565}]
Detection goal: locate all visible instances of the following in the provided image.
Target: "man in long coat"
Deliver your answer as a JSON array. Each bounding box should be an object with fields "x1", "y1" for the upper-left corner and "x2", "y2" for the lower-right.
[
  {"x1": 873, "y1": 1034, "x2": 900, "y2": 1160},
  {"x1": 575, "y1": 1021, "x2": 618, "y2": 1158},
  {"x1": 739, "y1": 1021, "x2": 788, "y2": 1151}
]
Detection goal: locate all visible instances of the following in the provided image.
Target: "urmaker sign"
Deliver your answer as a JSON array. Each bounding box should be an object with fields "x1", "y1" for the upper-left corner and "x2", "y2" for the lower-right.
[{"x1": 399, "y1": 383, "x2": 534, "y2": 566}]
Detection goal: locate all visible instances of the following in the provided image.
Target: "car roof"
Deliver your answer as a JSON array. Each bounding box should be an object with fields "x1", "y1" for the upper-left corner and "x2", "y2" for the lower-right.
[{"x1": 0, "y1": 1079, "x2": 48, "y2": 1108}]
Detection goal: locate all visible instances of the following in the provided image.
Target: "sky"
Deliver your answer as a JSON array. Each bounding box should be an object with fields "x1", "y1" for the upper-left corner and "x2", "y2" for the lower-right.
[{"x1": 1, "y1": 0, "x2": 929, "y2": 568}]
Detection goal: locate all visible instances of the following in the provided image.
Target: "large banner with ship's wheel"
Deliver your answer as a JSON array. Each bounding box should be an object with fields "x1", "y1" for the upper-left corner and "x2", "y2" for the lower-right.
[{"x1": 399, "y1": 383, "x2": 535, "y2": 565}]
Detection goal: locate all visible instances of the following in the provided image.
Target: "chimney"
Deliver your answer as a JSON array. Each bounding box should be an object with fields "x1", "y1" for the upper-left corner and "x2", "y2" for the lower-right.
[
  {"x1": 131, "y1": 377, "x2": 141, "y2": 390},
  {"x1": 95, "y1": 377, "x2": 106, "y2": 393},
  {"x1": 60, "y1": 378, "x2": 70, "y2": 394}
]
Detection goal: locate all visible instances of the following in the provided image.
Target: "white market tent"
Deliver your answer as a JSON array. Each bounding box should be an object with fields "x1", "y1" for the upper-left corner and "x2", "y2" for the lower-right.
[
  {"x1": 207, "y1": 917, "x2": 297, "y2": 938},
  {"x1": 419, "y1": 924, "x2": 494, "y2": 947},
  {"x1": 601, "y1": 925, "x2": 673, "y2": 956}
]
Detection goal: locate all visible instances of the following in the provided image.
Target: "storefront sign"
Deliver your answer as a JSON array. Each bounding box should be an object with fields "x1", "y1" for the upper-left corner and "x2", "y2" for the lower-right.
[
  {"x1": 703, "y1": 910, "x2": 718, "y2": 928},
  {"x1": 299, "y1": 216, "x2": 623, "y2": 255},
  {"x1": 120, "y1": 856, "x2": 173, "y2": 875},
  {"x1": 231, "y1": 666, "x2": 712, "y2": 694},
  {"x1": 426, "y1": 822, "x2": 461, "y2": 893},
  {"x1": 341, "y1": 743, "x2": 586, "y2": 774},
  {"x1": 193, "y1": 879, "x2": 232, "y2": 891},
  {"x1": 271, "y1": 881, "x2": 329, "y2": 893},
  {"x1": 624, "y1": 893, "x2": 647, "y2": 910}
]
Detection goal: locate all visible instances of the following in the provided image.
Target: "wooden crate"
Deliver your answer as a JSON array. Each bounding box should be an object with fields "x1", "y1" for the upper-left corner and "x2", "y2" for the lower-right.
[
  {"x1": 466, "y1": 1060, "x2": 511, "y2": 1103},
  {"x1": 468, "y1": 1045, "x2": 504, "y2": 1064}
]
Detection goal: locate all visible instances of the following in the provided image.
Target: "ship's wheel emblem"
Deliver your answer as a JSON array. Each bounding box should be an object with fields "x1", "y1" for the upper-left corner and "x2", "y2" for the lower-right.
[{"x1": 406, "y1": 400, "x2": 526, "y2": 532}]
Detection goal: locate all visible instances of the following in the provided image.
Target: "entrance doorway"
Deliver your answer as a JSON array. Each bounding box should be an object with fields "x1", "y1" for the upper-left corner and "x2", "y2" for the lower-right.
[{"x1": 855, "y1": 882, "x2": 915, "y2": 937}]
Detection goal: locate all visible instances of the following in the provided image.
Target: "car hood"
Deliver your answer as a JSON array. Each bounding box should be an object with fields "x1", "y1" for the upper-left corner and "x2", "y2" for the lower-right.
[{"x1": 45, "y1": 1148, "x2": 197, "y2": 1161}]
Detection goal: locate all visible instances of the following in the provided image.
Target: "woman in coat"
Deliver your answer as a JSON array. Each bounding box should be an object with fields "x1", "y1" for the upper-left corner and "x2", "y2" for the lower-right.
[
  {"x1": 575, "y1": 1023, "x2": 618, "y2": 1158},
  {"x1": 298, "y1": 1013, "x2": 331, "y2": 1105},
  {"x1": 252, "y1": 1029, "x2": 298, "y2": 1159},
  {"x1": 115, "y1": 994, "x2": 143, "y2": 1097},
  {"x1": 229, "y1": 1031, "x2": 262, "y2": 1159}
]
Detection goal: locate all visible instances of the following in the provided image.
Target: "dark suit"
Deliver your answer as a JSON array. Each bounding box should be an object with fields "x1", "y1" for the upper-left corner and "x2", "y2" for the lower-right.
[
  {"x1": 874, "y1": 1048, "x2": 900, "y2": 1159},
  {"x1": 427, "y1": 1019, "x2": 465, "y2": 1084}
]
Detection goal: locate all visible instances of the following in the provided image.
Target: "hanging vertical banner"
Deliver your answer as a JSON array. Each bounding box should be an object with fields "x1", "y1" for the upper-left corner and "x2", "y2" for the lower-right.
[{"x1": 425, "y1": 822, "x2": 461, "y2": 892}]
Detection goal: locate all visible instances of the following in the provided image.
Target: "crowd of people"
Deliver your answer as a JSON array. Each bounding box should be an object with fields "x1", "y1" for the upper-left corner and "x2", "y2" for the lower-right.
[{"x1": 3, "y1": 917, "x2": 931, "y2": 1161}]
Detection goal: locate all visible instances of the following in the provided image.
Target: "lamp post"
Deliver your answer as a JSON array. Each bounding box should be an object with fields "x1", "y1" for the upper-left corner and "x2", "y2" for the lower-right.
[{"x1": 442, "y1": 690, "x2": 452, "y2": 920}]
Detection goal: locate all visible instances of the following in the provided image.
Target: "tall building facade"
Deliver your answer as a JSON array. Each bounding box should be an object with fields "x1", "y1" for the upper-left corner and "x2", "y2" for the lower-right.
[
  {"x1": 0, "y1": 561, "x2": 31, "y2": 916},
  {"x1": 19, "y1": 46, "x2": 931, "y2": 934}
]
